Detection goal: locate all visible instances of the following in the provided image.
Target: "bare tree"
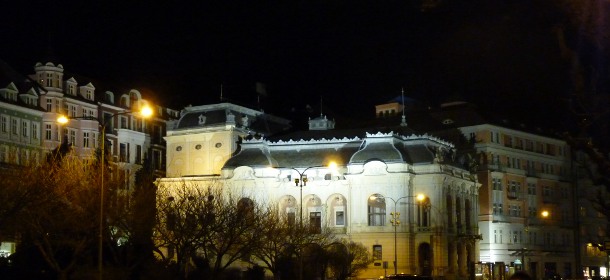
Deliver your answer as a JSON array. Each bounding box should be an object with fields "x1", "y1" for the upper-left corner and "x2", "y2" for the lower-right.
[
  {"x1": 14, "y1": 156, "x2": 105, "y2": 280},
  {"x1": 251, "y1": 203, "x2": 337, "y2": 280},
  {"x1": 324, "y1": 240, "x2": 373, "y2": 280},
  {"x1": 155, "y1": 180, "x2": 267, "y2": 279}
]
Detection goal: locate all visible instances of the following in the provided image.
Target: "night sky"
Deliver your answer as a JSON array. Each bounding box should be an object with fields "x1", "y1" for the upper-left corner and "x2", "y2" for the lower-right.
[{"x1": 2, "y1": 1, "x2": 608, "y2": 135}]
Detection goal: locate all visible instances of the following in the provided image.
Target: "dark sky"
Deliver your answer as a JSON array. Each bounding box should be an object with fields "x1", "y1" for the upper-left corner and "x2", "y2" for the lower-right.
[{"x1": 1, "y1": 1, "x2": 602, "y2": 130}]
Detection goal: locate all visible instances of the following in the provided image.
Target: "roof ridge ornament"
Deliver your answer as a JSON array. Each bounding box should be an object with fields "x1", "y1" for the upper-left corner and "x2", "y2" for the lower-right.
[{"x1": 198, "y1": 114, "x2": 206, "y2": 125}]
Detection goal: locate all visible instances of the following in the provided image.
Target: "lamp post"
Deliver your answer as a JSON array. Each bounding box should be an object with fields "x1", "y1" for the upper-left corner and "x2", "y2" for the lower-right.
[
  {"x1": 372, "y1": 193, "x2": 425, "y2": 275},
  {"x1": 285, "y1": 162, "x2": 337, "y2": 228},
  {"x1": 275, "y1": 163, "x2": 336, "y2": 280},
  {"x1": 57, "y1": 105, "x2": 152, "y2": 280},
  {"x1": 419, "y1": 199, "x2": 447, "y2": 276},
  {"x1": 521, "y1": 209, "x2": 550, "y2": 274}
]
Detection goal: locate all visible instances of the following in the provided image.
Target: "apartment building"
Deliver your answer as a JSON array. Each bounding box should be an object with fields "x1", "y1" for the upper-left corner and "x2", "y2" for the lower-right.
[
  {"x1": 29, "y1": 61, "x2": 179, "y2": 185},
  {"x1": 0, "y1": 60, "x2": 44, "y2": 166},
  {"x1": 430, "y1": 101, "x2": 577, "y2": 280}
]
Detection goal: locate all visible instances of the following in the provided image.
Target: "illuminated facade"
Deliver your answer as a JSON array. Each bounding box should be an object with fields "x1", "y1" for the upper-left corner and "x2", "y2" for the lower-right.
[
  {"x1": 159, "y1": 102, "x2": 481, "y2": 279},
  {"x1": 431, "y1": 102, "x2": 577, "y2": 280},
  {"x1": 0, "y1": 60, "x2": 45, "y2": 166},
  {"x1": 29, "y1": 61, "x2": 179, "y2": 185}
]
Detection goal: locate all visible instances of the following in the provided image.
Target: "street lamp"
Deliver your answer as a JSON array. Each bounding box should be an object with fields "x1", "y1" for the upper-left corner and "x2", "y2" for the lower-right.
[
  {"x1": 57, "y1": 105, "x2": 152, "y2": 280},
  {"x1": 281, "y1": 162, "x2": 337, "y2": 228},
  {"x1": 273, "y1": 163, "x2": 336, "y2": 280},
  {"x1": 520, "y1": 209, "x2": 551, "y2": 273},
  {"x1": 371, "y1": 193, "x2": 425, "y2": 275}
]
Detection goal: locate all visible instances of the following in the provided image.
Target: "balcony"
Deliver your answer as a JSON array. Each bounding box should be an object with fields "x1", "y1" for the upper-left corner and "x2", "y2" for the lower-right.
[
  {"x1": 526, "y1": 168, "x2": 538, "y2": 177},
  {"x1": 481, "y1": 163, "x2": 504, "y2": 172}
]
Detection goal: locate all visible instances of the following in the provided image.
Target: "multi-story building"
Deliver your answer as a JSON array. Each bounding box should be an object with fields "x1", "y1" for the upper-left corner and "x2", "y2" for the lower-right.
[
  {"x1": 0, "y1": 60, "x2": 44, "y2": 166},
  {"x1": 29, "y1": 61, "x2": 179, "y2": 186},
  {"x1": 572, "y1": 148, "x2": 610, "y2": 279},
  {"x1": 430, "y1": 101, "x2": 577, "y2": 280},
  {"x1": 0, "y1": 60, "x2": 46, "y2": 257},
  {"x1": 158, "y1": 102, "x2": 481, "y2": 279}
]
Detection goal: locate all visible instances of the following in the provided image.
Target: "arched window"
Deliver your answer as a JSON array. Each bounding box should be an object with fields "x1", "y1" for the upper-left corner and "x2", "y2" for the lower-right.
[
  {"x1": 120, "y1": 96, "x2": 129, "y2": 108},
  {"x1": 329, "y1": 195, "x2": 346, "y2": 227},
  {"x1": 418, "y1": 197, "x2": 431, "y2": 228},
  {"x1": 446, "y1": 195, "x2": 454, "y2": 230},
  {"x1": 280, "y1": 196, "x2": 297, "y2": 226},
  {"x1": 456, "y1": 197, "x2": 462, "y2": 233},
  {"x1": 306, "y1": 196, "x2": 322, "y2": 233},
  {"x1": 465, "y1": 198, "x2": 472, "y2": 231},
  {"x1": 368, "y1": 194, "x2": 386, "y2": 226}
]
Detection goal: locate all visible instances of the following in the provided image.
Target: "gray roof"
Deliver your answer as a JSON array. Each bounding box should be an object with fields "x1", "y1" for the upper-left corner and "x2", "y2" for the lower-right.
[
  {"x1": 223, "y1": 133, "x2": 444, "y2": 170},
  {"x1": 175, "y1": 103, "x2": 291, "y2": 135},
  {"x1": 224, "y1": 145, "x2": 359, "y2": 168}
]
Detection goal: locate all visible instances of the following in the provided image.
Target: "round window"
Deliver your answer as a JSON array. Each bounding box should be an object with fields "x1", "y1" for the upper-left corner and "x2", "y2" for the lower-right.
[
  {"x1": 195, "y1": 144, "x2": 202, "y2": 150},
  {"x1": 176, "y1": 146, "x2": 182, "y2": 151},
  {"x1": 215, "y1": 143, "x2": 222, "y2": 148}
]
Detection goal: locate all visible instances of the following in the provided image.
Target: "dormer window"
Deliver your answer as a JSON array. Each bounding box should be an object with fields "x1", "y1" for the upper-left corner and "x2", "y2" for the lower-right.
[
  {"x1": 86, "y1": 90, "x2": 92, "y2": 100},
  {"x1": 198, "y1": 114, "x2": 206, "y2": 125},
  {"x1": 68, "y1": 85, "x2": 75, "y2": 95}
]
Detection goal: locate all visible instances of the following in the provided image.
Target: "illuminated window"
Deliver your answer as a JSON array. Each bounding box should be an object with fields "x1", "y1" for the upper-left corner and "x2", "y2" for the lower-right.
[
  {"x1": 70, "y1": 130, "x2": 76, "y2": 146},
  {"x1": 368, "y1": 195, "x2": 386, "y2": 226},
  {"x1": 335, "y1": 210, "x2": 345, "y2": 226},
  {"x1": 0, "y1": 116, "x2": 6, "y2": 133},
  {"x1": 373, "y1": 245, "x2": 382, "y2": 261},
  {"x1": 45, "y1": 124, "x2": 52, "y2": 140},
  {"x1": 32, "y1": 123, "x2": 38, "y2": 140},
  {"x1": 83, "y1": 132, "x2": 90, "y2": 148},
  {"x1": 310, "y1": 212, "x2": 321, "y2": 233}
]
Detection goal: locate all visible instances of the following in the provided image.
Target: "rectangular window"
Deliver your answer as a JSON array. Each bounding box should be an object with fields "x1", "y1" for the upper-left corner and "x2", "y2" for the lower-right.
[
  {"x1": 46, "y1": 99, "x2": 52, "y2": 111},
  {"x1": 336, "y1": 210, "x2": 345, "y2": 226},
  {"x1": 373, "y1": 245, "x2": 382, "y2": 261},
  {"x1": 11, "y1": 119, "x2": 18, "y2": 134},
  {"x1": 32, "y1": 123, "x2": 38, "y2": 139},
  {"x1": 120, "y1": 143, "x2": 127, "y2": 162},
  {"x1": 153, "y1": 149, "x2": 162, "y2": 170},
  {"x1": 83, "y1": 132, "x2": 90, "y2": 148},
  {"x1": 287, "y1": 209, "x2": 295, "y2": 227},
  {"x1": 22, "y1": 121, "x2": 28, "y2": 137},
  {"x1": 309, "y1": 212, "x2": 321, "y2": 234},
  {"x1": 1, "y1": 116, "x2": 7, "y2": 133},
  {"x1": 368, "y1": 204, "x2": 386, "y2": 226},
  {"x1": 153, "y1": 125, "x2": 162, "y2": 144},
  {"x1": 45, "y1": 124, "x2": 52, "y2": 140},
  {"x1": 46, "y1": 73, "x2": 52, "y2": 87},
  {"x1": 71, "y1": 105, "x2": 77, "y2": 117},
  {"x1": 55, "y1": 100, "x2": 60, "y2": 113},
  {"x1": 103, "y1": 113, "x2": 114, "y2": 133},
  {"x1": 70, "y1": 130, "x2": 76, "y2": 145},
  {"x1": 120, "y1": 116, "x2": 127, "y2": 129},
  {"x1": 136, "y1": 145, "x2": 142, "y2": 164}
]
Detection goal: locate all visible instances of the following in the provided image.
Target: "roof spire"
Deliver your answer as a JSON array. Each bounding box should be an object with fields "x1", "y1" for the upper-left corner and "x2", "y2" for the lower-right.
[
  {"x1": 400, "y1": 87, "x2": 407, "y2": 127},
  {"x1": 320, "y1": 96, "x2": 323, "y2": 117}
]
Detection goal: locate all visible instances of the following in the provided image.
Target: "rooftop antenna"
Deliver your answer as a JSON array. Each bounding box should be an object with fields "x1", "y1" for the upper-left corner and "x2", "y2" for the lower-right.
[
  {"x1": 400, "y1": 87, "x2": 407, "y2": 127},
  {"x1": 220, "y1": 84, "x2": 223, "y2": 102},
  {"x1": 320, "y1": 96, "x2": 323, "y2": 117}
]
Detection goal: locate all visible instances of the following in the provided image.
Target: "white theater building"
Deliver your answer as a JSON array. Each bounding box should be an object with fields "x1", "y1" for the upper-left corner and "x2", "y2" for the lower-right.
[{"x1": 158, "y1": 102, "x2": 481, "y2": 279}]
